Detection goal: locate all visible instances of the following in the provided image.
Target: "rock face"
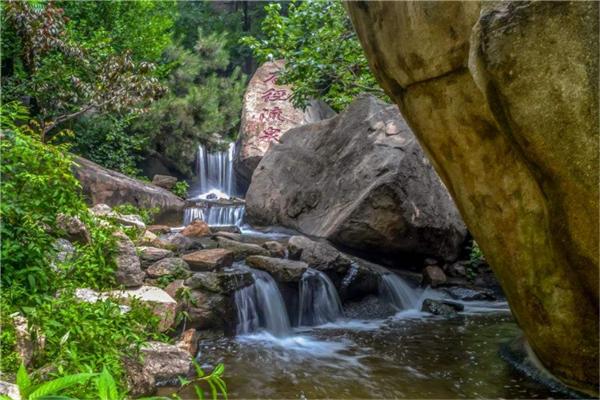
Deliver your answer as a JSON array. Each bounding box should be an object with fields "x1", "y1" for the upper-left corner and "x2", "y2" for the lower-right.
[
  {"x1": 234, "y1": 60, "x2": 336, "y2": 186},
  {"x1": 72, "y1": 157, "x2": 186, "y2": 225},
  {"x1": 111, "y1": 231, "x2": 144, "y2": 287},
  {"x1": 345, "y1": 1, "x2": 599, "y2": 390},
  {"x1": 246, "y1": 94, "x2": 467, "y2": 261}
]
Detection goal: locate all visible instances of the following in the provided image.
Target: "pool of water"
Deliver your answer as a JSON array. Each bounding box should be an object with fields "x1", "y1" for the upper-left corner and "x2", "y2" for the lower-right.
[{"x1": 159, "y1": 306, "x2": 566, "y2": 399}]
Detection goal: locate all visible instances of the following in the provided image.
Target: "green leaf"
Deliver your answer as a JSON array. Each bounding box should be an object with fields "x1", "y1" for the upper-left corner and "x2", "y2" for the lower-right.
[
  {"x1": 17, "y1": 363, "x2": 31, "y2": 395},
  {"x1": 97, "y1": 367, "x2": 118, "y2": 400},
  {"x1": 214, "y1": 377, "x2": 228, "y2": 400},
  {"x1": 28, "y1": 373, "x2": 97, "y2": 400},
  {"x1": 206, "y1": 378, "x2": 218, "y2": 400},
  {"x1": 192, "y1": 359, "x2": 204, "y2": 378},
  {"x1": 194, "y1": 385, "x2": 204, "y2": 400}
]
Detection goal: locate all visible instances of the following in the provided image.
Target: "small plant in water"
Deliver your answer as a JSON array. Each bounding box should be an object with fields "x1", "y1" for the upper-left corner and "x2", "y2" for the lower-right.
[{"x1": 173, "y1": 360, "x2": 227, "y2": 400}]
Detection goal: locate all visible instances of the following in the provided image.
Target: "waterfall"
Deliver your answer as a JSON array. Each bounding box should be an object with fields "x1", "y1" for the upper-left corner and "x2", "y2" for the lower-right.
[
  {"x1": 192, "y1": 143, "x2": 236, "y2": 198},
  {"x1": 298, "y1": 269, "x2": 344, "y2": 326},
  {"x1": 379, "y1": 274, "x2": 420, "y2": 311},
  {"x1": 184, "y1": 204, "x2": 245, "y2": 226},
  {"x1": 235, "y1": 269, "x2": 290, "y2": 336}
]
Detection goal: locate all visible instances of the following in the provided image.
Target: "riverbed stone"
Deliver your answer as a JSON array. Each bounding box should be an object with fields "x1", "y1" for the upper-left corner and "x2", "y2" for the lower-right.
[
  {"x1": 122, "y1": 356, "x2": 156, "y2": 398},
  {"x1": 152, "y1": 174, "x2": 178, "y2": 190},
  {"x1": 112, "y1": 231, "x2": 145, "y2": 287},
  {"x1": 140, "y1": 341, "x2": 192, "y2": 382},
  {"x1": 185, "y1": 270, "x2": 253, "y2": 294},
  {"x1": 441, "y1": 286, "x2": 497, "y2": 302},
  {"x1": 138, "y1": 230, "x2": 168, "y2": 249},
  {"x1": 180, "y1": 219, "x2": 211, "y2": 238},
  {"x1": 146, "y1": 258, "x2": 190, "y2": 279},
  {"x1": 182, "y1": 249, "x2": 234, "y2": 271},
  {"x1": 246, "y1": 256, "x2": 308, "y2": 282},
  {"x1": 422, "y1": 266, "x2": 446, "y2": 288},
  {"x1": 345, "y1": 1, "x2": 599, "y2": 389},
  {"x1": 421, "y1": 299, "x2": 459, "y2": 318},
  {"x1": 138, "y1": 247, "x2": 174, "y2": 268},
  {"x1": 55, "y1": 213, "x2": 92, "y2": 246},
  {"x1": 148, "y1": 225, "x2": 171, "y2": 235},
  {"x1": 187, "y1": 290, "x2": 236, "y2": 332},
  {"x1": 89, "y1": 203, "x2": 112, "y2": 216},
  {"x1": 445, "y1": 262, "x2": 467, "y2": 278},
  {"x1": 164, "y1": 233, "x2": 204, "y2": 252},
  {"x1": 262, "y1": 241, "x2": 286, "y2": 258},
  {"x1": 216, "y1": 237, "x2": 269, "y2": 261},
  {"x1": 234, "y1": 59, "x2": 336, "y2": 188},
  {"x1": 176, "y1": 329, "x2": 199, "y2": 357},
  {"x1": 211, "y1": 231, "x2": 243, "y2": 242},
  {"x1": 344, "y1": 295, "x2": 397, "y2": 320},
  {"x1": 246, "y1": 94, "x2": 467, "y2": 262},
  {"x1": 107, "y1": 212, "x2": 146, "y2": 231}
]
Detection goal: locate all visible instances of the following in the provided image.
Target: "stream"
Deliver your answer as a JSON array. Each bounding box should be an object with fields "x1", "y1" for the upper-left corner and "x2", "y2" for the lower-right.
[{"x1": 159, "y1": 145, "x2": 567, "y2": 400}]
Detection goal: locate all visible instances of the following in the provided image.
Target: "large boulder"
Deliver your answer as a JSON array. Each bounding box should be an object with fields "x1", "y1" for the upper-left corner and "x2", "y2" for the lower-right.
[
  {"x1": 345, "y1": 1, "x2": 599, "y2": 390},
  {"x1": 246, "y1": 94, "x2": 467, "y2": 261},
  {"x1": 139, "y1": 342, "x2": 192, "y2": 382},
  {"x1": 234, "y1": 60, "x2": 336, "y2": 187},
  {"x1": 185, "y1": 270, "x2": 253, "y2": 294},
  {"x1": 246, "y1": 256, "x2": 308, "y2": 283},
  {"x1": 181, "y1": 249, "x2": 234, "y2": 271},
  {"x1": 180, "y1": 219, "x2": 211, "y2": 238},
  {"x1": 72, "y1": 157, "x2": 186, "y2": 225},
  {"x1": 109, "y1": 286, "x2": 177, "y2": 331},
  {"x1": 216, "y1": 237, "x2": 269, "y2": 261},
  {"x1": 138, "y1": 247, "x2": 174, "y2": 268}
]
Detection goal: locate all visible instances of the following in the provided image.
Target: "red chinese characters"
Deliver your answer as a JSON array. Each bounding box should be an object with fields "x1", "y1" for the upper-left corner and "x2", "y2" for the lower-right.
[
  {"x1": 261, "y1": 88, "x2": 288, "y2": 102},
  {"x1": 259, "y1": 126, "x2": 281, "y2": 142},
  {"x1": 259, "y1": 106, "x2": 285, "y2": 122},
  {"x1": 263, "y1": 72, "x2": 279, "y2": 84}
]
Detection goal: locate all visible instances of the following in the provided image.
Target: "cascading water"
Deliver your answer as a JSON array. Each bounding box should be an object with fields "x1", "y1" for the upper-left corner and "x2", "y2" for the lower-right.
[
  {"x1": 379, "y1": 273, "x2": 421, "y2": 311},
  {"x1": 192, "y1": 143, "x2": 236, "y2": 198},
  {"x1": 183, "y1": 204, "x2": 245, "y2": 226},
  {"x1": 235, "y1": 269, "x2": 290, "y2": 336},
  {"x1": 298, "y1": 269, "x2": 344, "y2": 326}
]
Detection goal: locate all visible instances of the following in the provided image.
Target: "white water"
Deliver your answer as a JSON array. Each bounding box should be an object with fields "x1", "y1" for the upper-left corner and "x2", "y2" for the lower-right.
[
  {"x1": 192, "y1": 143, "x2": 236, "y2": 198},
  {"x1": 298, "y1": 269, "x2": 344, "y2": 326},
  {"x1": 235, "y1": 269, "x2": 291, "y2": 336},
  {"x1": 183, "y1": 204, "x2": 245, "y2": 226},
  {"x1": 379, "y1": 274, "x2": 421, "y2": 311}
]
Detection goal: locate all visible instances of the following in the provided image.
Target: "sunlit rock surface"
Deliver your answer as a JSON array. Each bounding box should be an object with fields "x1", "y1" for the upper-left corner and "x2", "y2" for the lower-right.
[{"x1": 345, "y1": 0, "x2": 599, "y2": 391}]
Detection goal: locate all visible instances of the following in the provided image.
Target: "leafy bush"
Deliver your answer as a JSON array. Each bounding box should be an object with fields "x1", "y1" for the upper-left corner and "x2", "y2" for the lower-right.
[
  {"x1": 0, "y1": 306, "x2": 20, "y2": 374},
  {"x1": 241, "y1": 1, "x2": 387, "y2": 111},
  {"x1": 172, "y1": 181, "x2": 189, "y2": 198}
]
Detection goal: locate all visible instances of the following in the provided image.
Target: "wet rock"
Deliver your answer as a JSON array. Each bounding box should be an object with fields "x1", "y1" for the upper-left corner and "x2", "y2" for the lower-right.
[
  {"x1": 55, "y1": 213, "x2": 92, "y2": 246},
  {"x1": 146, "y1": 258, "x2": 190, "y2": 279},
  {"x1": 287, "y1": 236, "x2": 351, "y2": 273},
  {"x1": 138, "y1": 230, "x2": 168, "y2": 249},
  {"x1": 89, "y1": 203, "x2": 112, "y2": 216},
  {"x1": 441, "y1": 286, "x2": 497, "y2": 302},
  {"x1": 122, "y1": 355, "x2": 156, "y2": 398},
  {"x1": 164, "y1": 233, "x2": 203, "y2": 252},
  {"x1": 338, "y1": 258, "x2": 386, "y2": 301},
  {"x1": 185, "y1": 270, "x2": 253, "y2": 294},
  {"x1": 182, "y1": 249, "x2": 234, "y2": 271},
  {"x1": 234, "y1": 59, "x2": 336, "y2": 186},
  {"x1": 164, "y1": 279, "x2": 185, "y2": 304},
  {"x1": 176, "y1": 329, "x2": 199, "y2": 357},
  {"x1": 246, "y1": 256, "x2": 308, "y2": 282},
  {"x1": 211, "y1": 231, "x2": 243, "y2": 242},
  {"x1": 345, "y1": 1, "x2": 599, "y2": 388},
  {"x1": 424, "y1": 258, "x2": 438, "y2": 266},
  {"x1": 180, "y1": 219, "x2": 211, "y2": 238},
  {"x1": 205, "y1": 193, "x2": 218, "y2": 200},
  {"x1": 111, "y1": 231, "x2": 145, "y2": 287},
  {"x1": 343, "y1": 295, "x2": 397, "y2": 320},
  {"x1": 210, "y1": 225, "x2": 242, "y2": 234},
  {"x1": 72, "y1": 157, "x2": 185, "y2": 225},
  {"x1": 138, "y1": 247, "x2": 174, "y2": 268},
  {"x1": 422, "y1": 266, "x2": 446, "y2": 288},
  {"x1": 216, "y1": 237, "x2": 269, "y2": 261},
  {"x1": 421, "y1": 298, "x2": 459, "y2": 318},
  {"x1": 152, "y1": 175, "x2": 178, "y2": 190},
  {"x1": 246, "y1": 95, "x2": 467, "y2": 262},
  {"x1": 147, "y1": 225, "x2": 171, "y2": 235},
  {"x1": 140, "y1": 341, "x2": 192, "y2": 382},
  {"x1": 187, "y1": 290, "x2": 235, "y2": 332},
  {"x1": 445, "y1": 262, "x2": 467, "y2": 278},
  {"x1": 109, "y1": 286, "x2": 177, "y2": 331},
  {"x1": 262, "y1": 241, "x2": 286, "y2": 258}
]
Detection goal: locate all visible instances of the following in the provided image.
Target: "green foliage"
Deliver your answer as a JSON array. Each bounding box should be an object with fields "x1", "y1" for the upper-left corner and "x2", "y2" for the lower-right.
[
  {"x1": 0, "y1": 307, "x2": 20, "y2": 374},
  {"x1": 241, "y1": 1, "x2": 387, "y2": 111},
  {"x1": 466, "y1": 241, "x2": 484, "y2": 283},
  {"x1": 173, "y1": 360, "x2": 228, "y2": 400},
  {"x1": 24, "y1": 293, "x2": 166, "y2": 384},
  {"x1": 134, "y1": 30, "x2": 246, "y2": 175},
  {"x1": 172, "y1": 181, "x2": 189, "y2": 198},
  {"x1": 66, "y1": 114, "x2": 146, "y2": 177},
  {"x1": 111, "y1": 204, "x2": 160, "y2": 226}
]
